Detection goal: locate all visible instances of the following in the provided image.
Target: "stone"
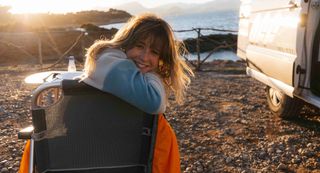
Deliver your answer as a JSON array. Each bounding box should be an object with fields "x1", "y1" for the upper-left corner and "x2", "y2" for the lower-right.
[
  {"x1": 259, "y1": 151, "x2": 267, "y2": 159},
  {"x1": 276, "y1": 163, "x2": 287, "y2": 170},
  {"x1": 0, "y1": 160, "x2": 8, "y2": 165},
  {"x1": 225, "y1": 157, "x2": 233, "y2": 164},
  {"x1": 0, "y1": 168, "x2": 9, "y2": 173},
  {"x1": 196, "y1": 165, "x2": 204, "y2": 172}
]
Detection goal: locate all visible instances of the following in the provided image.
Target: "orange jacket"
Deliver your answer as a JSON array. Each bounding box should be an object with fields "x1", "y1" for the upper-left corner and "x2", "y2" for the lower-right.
[
  {"x1": 19, "y1": 140, "x2": 30, "y2": 173},
  {"x1": 153, "y1": 114, "x2": 181, "y2": 173},
  {"x1": 19, "y1": 114, "x2": 181, "y2": 173}
]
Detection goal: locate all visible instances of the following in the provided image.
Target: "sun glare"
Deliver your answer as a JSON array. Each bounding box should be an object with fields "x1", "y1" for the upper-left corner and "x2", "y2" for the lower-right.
[
  {"x1": 2, "y1": 0, "x2": 95, "y2": 14},
  {"x1": 2, "y1": 0, "x2": 132, "y2": 14},
  {"x1": 2, "y1": 0, "x2": 214, "y2": 14}
]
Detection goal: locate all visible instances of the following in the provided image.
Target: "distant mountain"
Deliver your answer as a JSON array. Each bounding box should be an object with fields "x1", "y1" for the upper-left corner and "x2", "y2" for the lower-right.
[
  {"x1": 113, "y1": 0, "x2": 240, "y2": 16},
  {"x1": 113, "y1": 2, "x2": 149, "y2": 15},
  {"x1": 197, "y1": 0, "x2": 241, "y2": 12}
]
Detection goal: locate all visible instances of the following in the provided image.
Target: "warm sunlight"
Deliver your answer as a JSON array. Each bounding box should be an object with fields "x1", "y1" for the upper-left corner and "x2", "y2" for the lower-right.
[
  {"x1": 2, "y1": 0, "x2": 95, "y2": 14},
  {"x1": 3, "y1": 1, "x2": 320, "y2": 172},
  {"x1": 24, "y1": 71, "x2": 58, "y2": 84},
  {"x1": 1, "y1": 0, "x2": 214, "y2": 14}
]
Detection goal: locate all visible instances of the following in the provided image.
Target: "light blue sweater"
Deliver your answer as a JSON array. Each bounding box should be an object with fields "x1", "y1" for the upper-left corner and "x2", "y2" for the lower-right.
[{"x1": 82, "y1": 48, "x2": 166, "y2": 114}]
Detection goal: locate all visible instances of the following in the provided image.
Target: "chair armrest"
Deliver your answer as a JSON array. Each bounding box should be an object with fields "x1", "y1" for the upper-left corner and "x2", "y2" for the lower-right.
[{"x1": 18, "y1": 126, "x2": 34, "y2": 139}]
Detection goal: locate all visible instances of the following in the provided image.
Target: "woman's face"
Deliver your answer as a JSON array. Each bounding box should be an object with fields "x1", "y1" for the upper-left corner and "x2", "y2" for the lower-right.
[{"x1": 126, "y1": 39, "x2": 161, "y2": 73}]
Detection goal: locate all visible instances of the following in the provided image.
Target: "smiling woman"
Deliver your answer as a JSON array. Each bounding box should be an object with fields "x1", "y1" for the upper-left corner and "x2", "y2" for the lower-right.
[
  {"x1": 83, "y1": 13, "x2": 194, "y2": 111},
  {"x1": 80, "y1": 14, "x2": 194, "y2": 172},
  {"x1": 18, "y1": 13, "x2": 193, "y2": 173}
]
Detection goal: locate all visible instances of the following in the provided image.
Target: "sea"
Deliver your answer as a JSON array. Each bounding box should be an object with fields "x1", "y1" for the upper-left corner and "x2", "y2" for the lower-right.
[{"x1": 101, "y1": 11, "x2": 240, "y2": 61}]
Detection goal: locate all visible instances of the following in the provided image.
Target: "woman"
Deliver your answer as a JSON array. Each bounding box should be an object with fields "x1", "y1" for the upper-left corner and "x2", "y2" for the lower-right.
[
  {"x1": 19, "y1": 13, "x2": 193, "y2": 173},
  {"x1": 81, "y1": 13, "x2": 193, "y2": 114}
]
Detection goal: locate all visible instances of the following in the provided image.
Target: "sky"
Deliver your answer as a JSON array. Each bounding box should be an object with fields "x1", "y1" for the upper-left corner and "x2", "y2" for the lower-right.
[{"x1": 0, "y1": 0, "x2": 214, "y2": 14}]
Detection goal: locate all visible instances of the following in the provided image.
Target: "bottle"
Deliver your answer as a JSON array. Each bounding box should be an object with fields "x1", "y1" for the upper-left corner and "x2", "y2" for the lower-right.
[{"x1": 68, "y1": 56, "x2": 76, "y2": 72}]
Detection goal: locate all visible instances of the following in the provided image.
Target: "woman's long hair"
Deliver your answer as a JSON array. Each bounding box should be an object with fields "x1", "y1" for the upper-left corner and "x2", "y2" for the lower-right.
[{"x1": 84, "y1": 13, "x2": 194, "y2": 104}]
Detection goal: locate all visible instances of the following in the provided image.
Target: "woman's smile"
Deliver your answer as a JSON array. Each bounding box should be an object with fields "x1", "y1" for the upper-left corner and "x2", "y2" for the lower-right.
[{"x1": 134, "y1": 60, "x2": 149, "y2": 68}]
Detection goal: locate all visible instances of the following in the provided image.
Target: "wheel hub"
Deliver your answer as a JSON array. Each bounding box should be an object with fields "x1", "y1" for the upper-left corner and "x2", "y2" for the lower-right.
[{"x1": 269, "y1": 88, "x2": 283, "y2": 107}]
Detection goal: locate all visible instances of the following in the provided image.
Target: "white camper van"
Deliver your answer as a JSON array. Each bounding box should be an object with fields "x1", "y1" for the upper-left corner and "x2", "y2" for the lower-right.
[{"x1": 237, "y1": 0, "x2": 320, "y2": 118}]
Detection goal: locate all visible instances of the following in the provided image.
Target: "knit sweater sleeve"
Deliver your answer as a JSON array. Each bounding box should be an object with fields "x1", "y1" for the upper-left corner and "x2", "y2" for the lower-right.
[{"x1": 82, "y1": 48, "x2": 166, "y2": 114}]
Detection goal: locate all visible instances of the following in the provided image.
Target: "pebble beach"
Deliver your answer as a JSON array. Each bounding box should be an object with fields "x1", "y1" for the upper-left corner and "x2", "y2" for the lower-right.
[{"x1": 0, "y1": 61, "x2": 319, "y2": 172}]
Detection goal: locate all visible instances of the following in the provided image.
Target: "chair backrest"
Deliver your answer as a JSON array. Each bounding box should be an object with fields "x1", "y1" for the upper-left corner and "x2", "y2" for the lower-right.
[{"x1": 31, "y1": 79, "x2": 158, "y2": 173}]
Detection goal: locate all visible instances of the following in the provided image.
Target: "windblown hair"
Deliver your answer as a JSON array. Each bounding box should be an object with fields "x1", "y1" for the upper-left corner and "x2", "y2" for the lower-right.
[{"x1": 84, "y1": 13, "x2": 194, "y2": 104}]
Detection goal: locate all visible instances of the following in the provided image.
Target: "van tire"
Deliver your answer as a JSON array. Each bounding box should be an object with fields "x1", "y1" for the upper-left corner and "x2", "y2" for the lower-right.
[{"x1": 266, "y1": 86, "x2": 303, "y2": 119}]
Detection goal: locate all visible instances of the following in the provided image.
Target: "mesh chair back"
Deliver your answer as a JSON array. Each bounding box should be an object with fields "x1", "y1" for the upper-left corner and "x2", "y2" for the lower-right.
[{"x1": 32, "y1": 80, "x2": 158, "y2": 173}]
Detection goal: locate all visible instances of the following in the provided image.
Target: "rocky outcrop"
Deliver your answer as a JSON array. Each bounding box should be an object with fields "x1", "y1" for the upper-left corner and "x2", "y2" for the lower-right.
[{"x1": 183, "y1": 34, "x2": 237, "y2": 53}]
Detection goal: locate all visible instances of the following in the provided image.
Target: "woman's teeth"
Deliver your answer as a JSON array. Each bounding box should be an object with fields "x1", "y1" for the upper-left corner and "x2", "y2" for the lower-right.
[{"x1": 136, "y1": 62, "x2": 148, "y2": 68}]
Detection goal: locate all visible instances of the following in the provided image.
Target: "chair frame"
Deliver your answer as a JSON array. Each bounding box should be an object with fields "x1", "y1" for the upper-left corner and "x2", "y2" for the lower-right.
[{"x1": 19, "y1": 79, "x2": 158, "y2": 173}]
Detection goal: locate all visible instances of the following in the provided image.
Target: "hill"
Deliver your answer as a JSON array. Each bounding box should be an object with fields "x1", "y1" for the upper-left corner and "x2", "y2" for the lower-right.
[
  {"x1": 114, "y1": 0, "x2": 240, "y2": 16},
  {"x1": 0, "y1": 8, "x2": 132, "y2": 32}
]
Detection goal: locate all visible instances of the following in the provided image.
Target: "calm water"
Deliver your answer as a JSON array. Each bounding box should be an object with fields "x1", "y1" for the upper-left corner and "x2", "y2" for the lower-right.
[
  {"x1": 165, "y1": 11, "x2": 239, "y2": 40},
  {"x1": 102, "y1": 11, "x2": 240, "y2": 61}
]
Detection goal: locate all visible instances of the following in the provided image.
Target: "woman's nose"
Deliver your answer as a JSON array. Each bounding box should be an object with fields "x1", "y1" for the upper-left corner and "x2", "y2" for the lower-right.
[{"x1": 140, "y1": 49, "x2": 149, "y2": 60}]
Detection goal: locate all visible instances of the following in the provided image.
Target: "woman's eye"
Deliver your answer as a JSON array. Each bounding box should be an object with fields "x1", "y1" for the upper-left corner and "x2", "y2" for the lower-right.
[
  {"x1": 136, "y1": 44, "x2": 144, "y2": 48},
  {"x1": 151, "y1": 50, "x2": 160, "y2": 56}
]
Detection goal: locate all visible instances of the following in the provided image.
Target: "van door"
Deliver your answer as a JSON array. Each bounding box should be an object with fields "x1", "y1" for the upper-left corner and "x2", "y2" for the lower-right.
[
  {"x1": 246, "y1": 0, "x2": 301, "y2": 87},
  {"x1": 310, "y1": 18, "x2": 320, "y2": 96},
  {"x1": 294, "y1": 0, "x2": 320, "y2": 96}
]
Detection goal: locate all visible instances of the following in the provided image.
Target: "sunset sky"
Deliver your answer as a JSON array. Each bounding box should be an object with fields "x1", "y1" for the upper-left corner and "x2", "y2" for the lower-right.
[{"x1": 0, "y1": 0, "x2": 214, "y2": 14}]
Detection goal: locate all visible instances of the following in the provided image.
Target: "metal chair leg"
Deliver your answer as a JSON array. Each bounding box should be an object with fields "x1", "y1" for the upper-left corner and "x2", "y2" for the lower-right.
[{"x1": 28, "y1": 139, "x2": 34, "y2": 173}]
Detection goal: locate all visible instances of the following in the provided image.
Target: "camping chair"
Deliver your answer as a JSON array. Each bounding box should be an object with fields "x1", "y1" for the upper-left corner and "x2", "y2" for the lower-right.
[{"x1": 18, "y1": 79, "x2": 158, "y2": 173}]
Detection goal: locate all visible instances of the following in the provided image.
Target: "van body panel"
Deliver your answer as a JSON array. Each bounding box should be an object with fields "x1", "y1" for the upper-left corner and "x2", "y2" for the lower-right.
[
  {"x1": 247, "y1": 67, "x2": 294, "y2": 97},
  {"x1": 237, "y1": 0, "x2": 251, "y2": 60},
  {"x1": 250, "y1": 0, "x2": 300, "y2": 13},
  {"x1": 246, "y1": 45, "x2": 295, "y2": 85},
  {"x1": 238, "y1": 0, "x2": 320, "y2": 109},
  {"x1": 246, "y1": 0, "x2": 300, "y2": 86},
  {"x1": 238, "y1": 0, "x2": 301, "y2": 86}
]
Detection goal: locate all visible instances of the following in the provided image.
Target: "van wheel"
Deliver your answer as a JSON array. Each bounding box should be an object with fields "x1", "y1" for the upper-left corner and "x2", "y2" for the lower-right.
[{"x1": 266, "y1": 86, "x2": 303, "y2": 119}]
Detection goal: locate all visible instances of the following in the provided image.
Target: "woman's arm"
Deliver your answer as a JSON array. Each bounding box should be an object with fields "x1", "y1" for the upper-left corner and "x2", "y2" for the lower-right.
[{"x1": 83, "y1": 48, "x2": 166, "y2": 114}]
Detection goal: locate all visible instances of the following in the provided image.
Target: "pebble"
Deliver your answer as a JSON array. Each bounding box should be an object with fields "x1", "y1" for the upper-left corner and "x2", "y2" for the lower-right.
[
  {"x1": 292, "y1": 158, "x2": 301, "y2": 164},
  {"x1": 259, "y1": 151, "x2": 266, "y2": 158},
  {"x1": 196, "y1": 165, "x2": 203, "y2": 172},
  {"x1": 276, "y1": 149, "x2": 282, "y2": 154},
  {"x1": 225, "y1": 157, "x2": 233, "y2": 164},
  {"x1": 0, "y1": 160, "x2": 8, "y2": 165},
  {"x1": 1, "y1": 168, "x2": 9, "y2": 173},
  {"x1": 277, "y1": 163, "x2": 287, "y2": 170}
]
